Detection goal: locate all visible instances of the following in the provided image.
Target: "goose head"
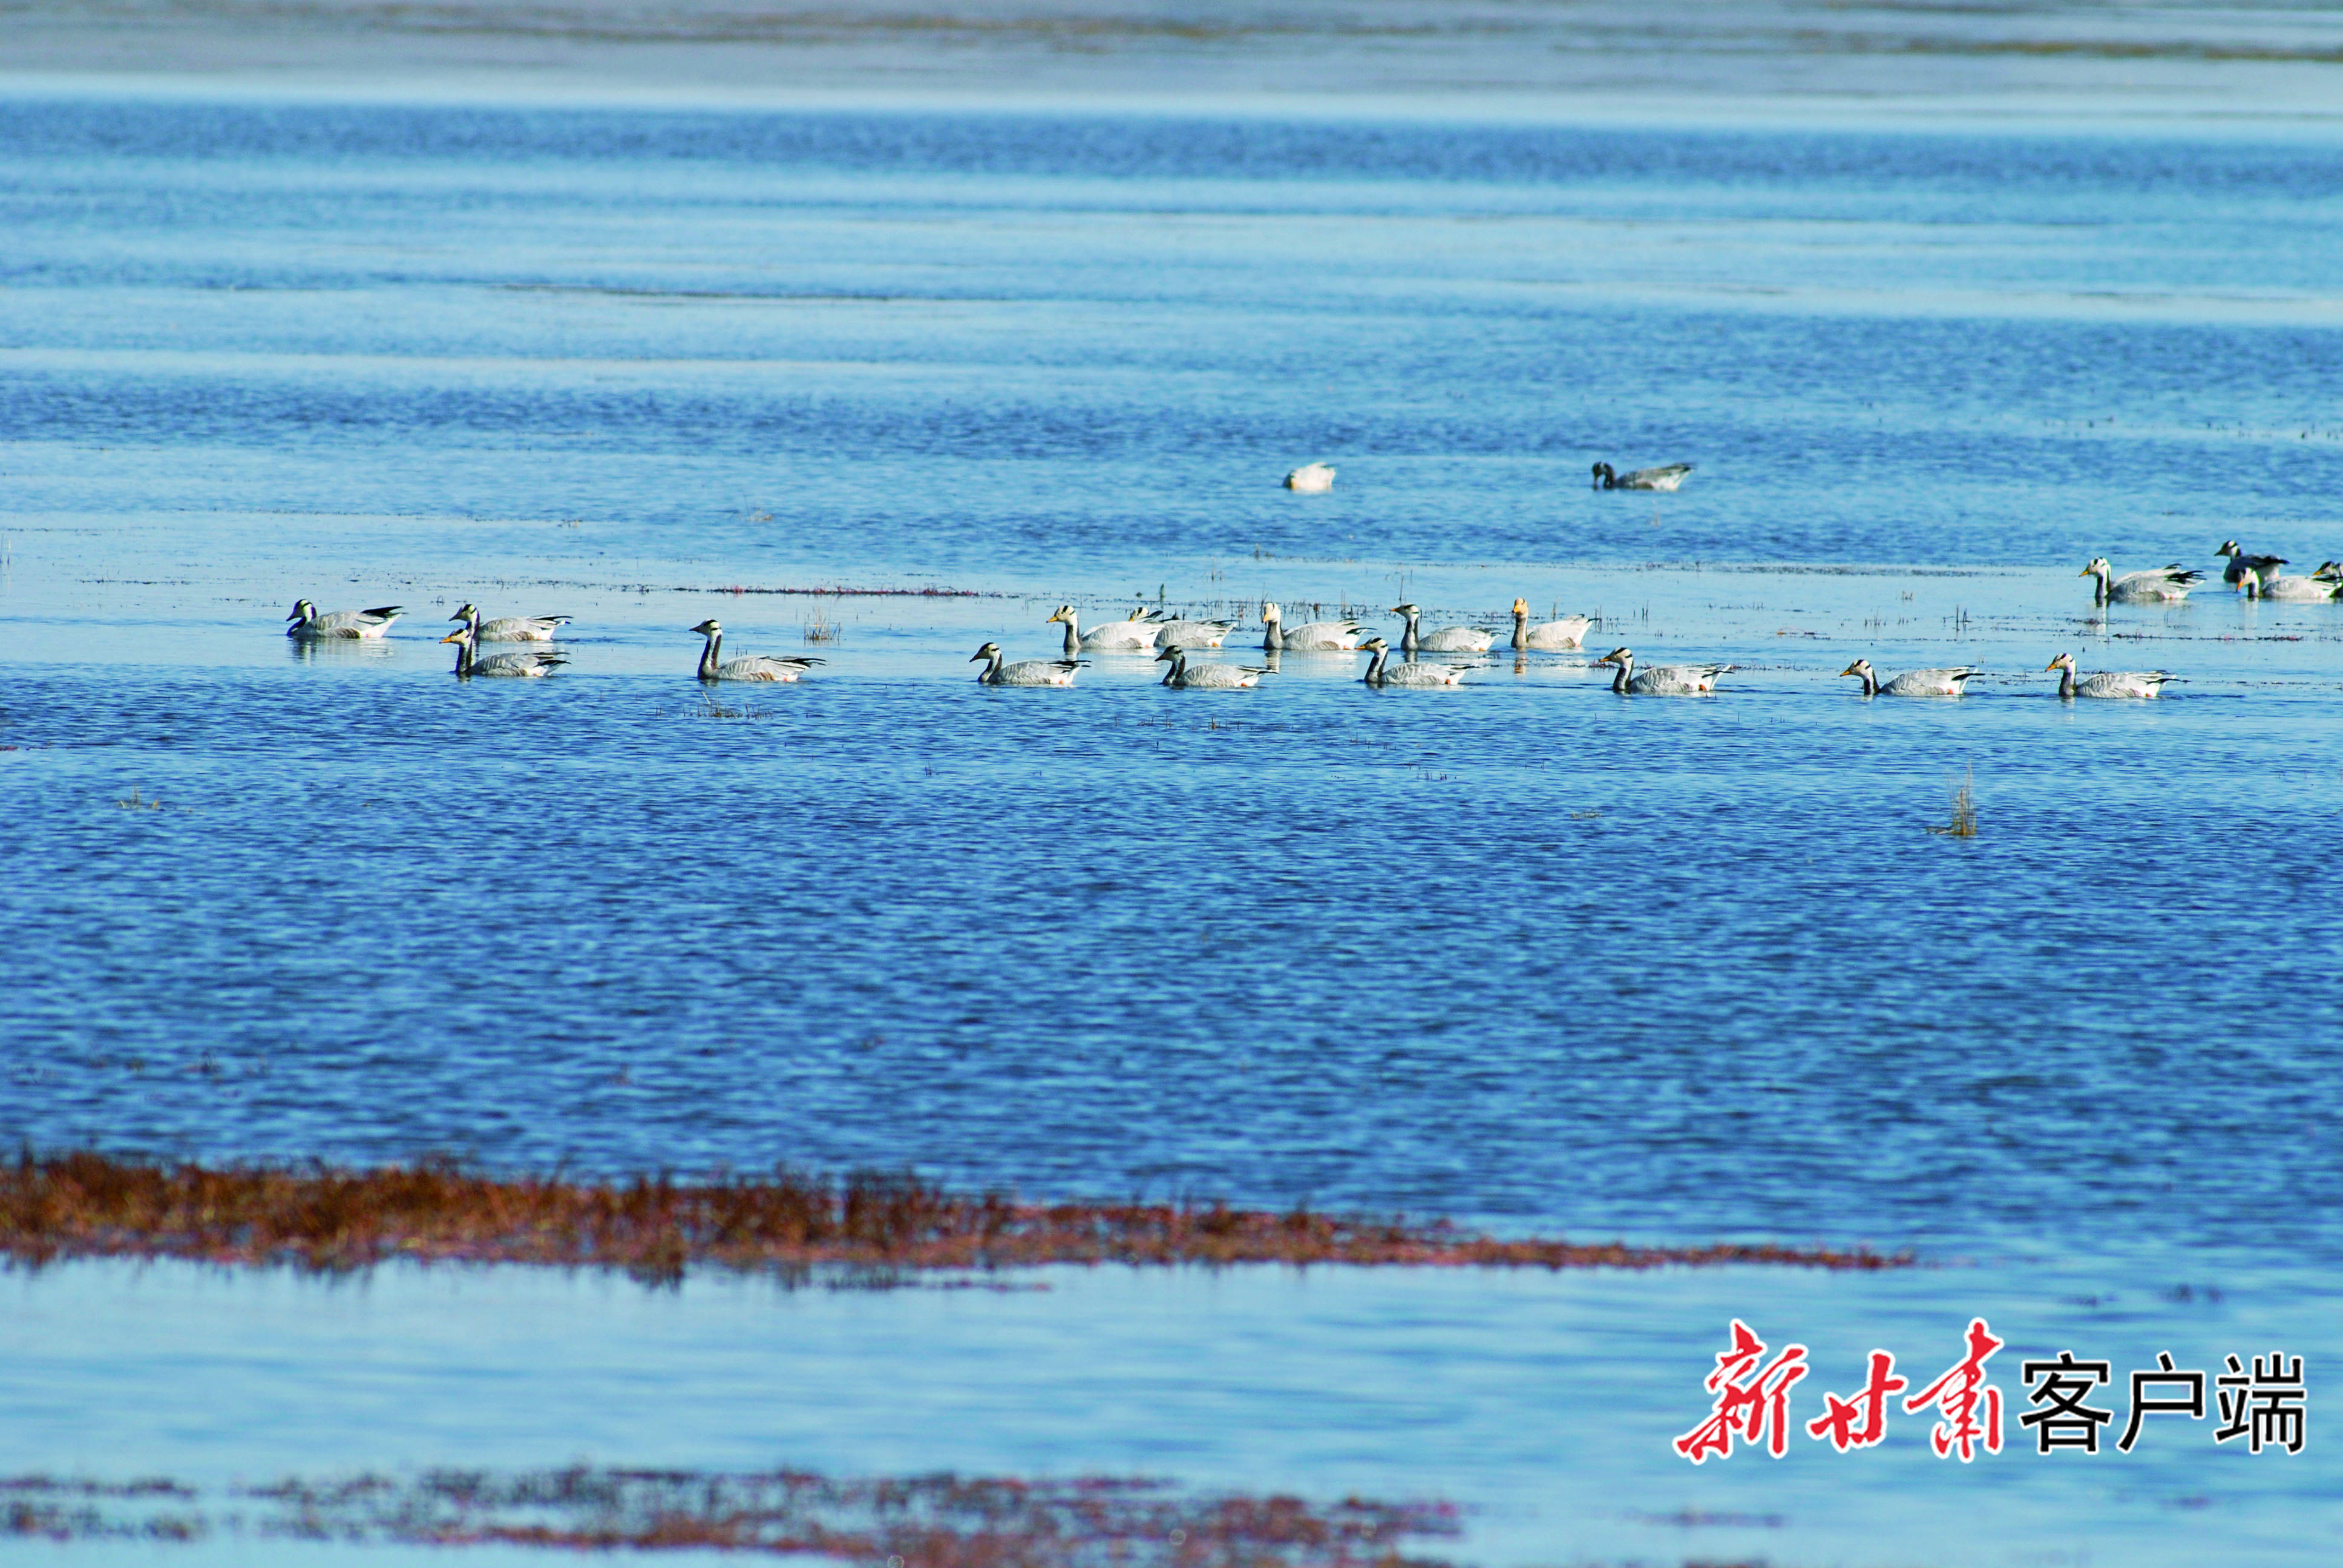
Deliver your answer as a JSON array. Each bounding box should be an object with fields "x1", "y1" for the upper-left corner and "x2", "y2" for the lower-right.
[
  {"x1": 1595, "y1": 647, "x2": 1634, "y2": 668},
  {"x1": 1839, "y1": 658, "x2": 1875, "y2": 681},
  {"x1": 1511, "y1": 598, "x2": 1529, "y2": 619},
  {"x1": 2080, "y1": 558, "x2": 2113, "y2": 585},
  {"x1": 1591, "y1": 462, "x2": 1614, "y2": 488},
  {"x1": 1260, "y1": 602, "x2": 1281, "y2": 625},
  {"x1": 440, "y1": 626, "x2": 476, "y2": 648},
  {"x1": 449, "y1": 603, "x2": 480, "y2": 624},
  {"x1": 1390, "y1": 603, "x2": 1422, "y2": 621},
  {"x1": 286, "y1": 599, "x2": 317, "y2": 622},
  {"x1": 1153, "y1": 644, "x2": 1188, "y2": 664},
  {"x1": 2217, "y1": 540, "x2": 2242, "y2": 559},
  {"x1": 1045, "y1": 605, "x2": 1074, "y2": 626},
  {"x1": 2045, "y1": 652, "x2": 2078, "y2": 674},
  {"x1": 970, "y1": 641, "x2": 1003, "y2": 662},
  {"x1": 692, "y1": 619, "x2": 723, "y2": 639},
  {"x1": 1359, "y1": 636, "x2": 1391, "y2": 654}
]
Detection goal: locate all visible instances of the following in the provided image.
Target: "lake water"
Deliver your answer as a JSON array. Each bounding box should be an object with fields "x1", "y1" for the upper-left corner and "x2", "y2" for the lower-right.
[{"x1": 2, "y1": 80, "x2": 2341, "y2": 1566}]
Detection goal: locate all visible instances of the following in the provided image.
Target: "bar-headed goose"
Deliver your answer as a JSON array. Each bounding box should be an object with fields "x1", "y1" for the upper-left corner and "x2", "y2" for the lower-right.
[
  {"x1": 2217, "y1": 541, "x2": 2287, "y2": 589},
  {"x1": 286, "y1": 600, "x2": 401, "y2": 638},
  {"x1": 1146, "y1": 615, "x2": 1233, "y2": 648},
  {"x1": 2250, "y1": 571, "x2": 2342, "y2": 602},
  {"x1": 2083, "y1": 558, "x2": 2201, "y2": 606},
  {"x1": 692, "y1": 620, "x2": 822, "y2": 682},
  {"x1": 1047, "y1": 605, "x2": 1159, "y2": 655},
  {"x1": 1359, "y1": 637, "x2": 1464, "y2": 687},
  {"x1": 1283, "y1": 462, "x2": 1336, "y2": 492},
  {"x1": 441, "y1": 626, "x2": 565, "y2": 678},
  {"x1": 2046, "y1": 652, "x2": 2171, "y2": 699},
  {"x1": 1593, "y1": 462, "x2": 1693, "y2": 492},
  {"x1": 1392, "y1": 603, "x2": 1493, "y2": 655},
  {"x1": 1156, "y1": 647, "x2": 1265, "y2": 688},
  {"x1": 1840, "y1": 658, "x2": 1980, "y2": 697},
  {"x1": 1260, "y1": 602, "x2": 1362, "y2": 651},
  {"x1": 1595, "y1": 647, "x2": 1729, "y2": 694},
  {"x1": 451, "y1": 604, "x2": 572, "y2": 642},
  {"x1": 972, "y1": 641, "x2": 1080, "y2": 686},
  {"x1": 1512, "y1": 599, "x2": 1591, "y2": 650}
]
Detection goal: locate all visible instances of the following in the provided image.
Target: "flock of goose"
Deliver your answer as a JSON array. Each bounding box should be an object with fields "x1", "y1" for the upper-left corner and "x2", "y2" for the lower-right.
[{"x1": 285, "y1": 531, "x2": 2326, "y2": 700}]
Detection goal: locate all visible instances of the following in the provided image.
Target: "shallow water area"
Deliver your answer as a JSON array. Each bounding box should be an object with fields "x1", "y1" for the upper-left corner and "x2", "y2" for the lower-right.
[{"x1": 4, "y1": 57, "x2": 2343, "y2": 1566}]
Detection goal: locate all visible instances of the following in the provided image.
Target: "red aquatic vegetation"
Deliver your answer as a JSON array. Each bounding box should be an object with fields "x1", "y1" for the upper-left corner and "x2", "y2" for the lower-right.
[
  {"x1": 0, "y1": 1151, "x2": 1910, "y2": 1281},
  {"x1": 7, "y1": 1467, "x2": 1463, "y2": 1566}
]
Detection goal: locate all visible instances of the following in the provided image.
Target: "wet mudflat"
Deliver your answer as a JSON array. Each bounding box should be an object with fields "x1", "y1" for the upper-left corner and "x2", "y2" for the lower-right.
[{"x1": 4, "y1": 65, "x2": 2342, "y2": 1567}]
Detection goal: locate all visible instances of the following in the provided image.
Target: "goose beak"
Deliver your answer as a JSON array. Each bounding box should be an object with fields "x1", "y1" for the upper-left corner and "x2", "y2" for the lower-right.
[
  {"x1": 2043, "y1": 657, "x2": 2060, "y2": 671},
  {"x1": 1839, "y1": 662, "x2": 1862, "y2": 677},
  {"x1": 2077, "y1": 566, "x2": 2094, "y2": 577},
  {"x1": 441, "y1": 630, "x2": 464, "y2": 645}
]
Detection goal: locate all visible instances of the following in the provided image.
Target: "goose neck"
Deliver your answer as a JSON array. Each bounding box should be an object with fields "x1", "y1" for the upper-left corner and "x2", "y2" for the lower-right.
[
  {"x1": 2057, "y1": 663, "x2": 2076, "y2": 699},
  {"x1": 1363, "y1": 648, "x2": 1387, "y2": 686},
  {"x1": 698, "y1": 631, "x2": 721, "y2": 681},
  {"x1": 1611, "y1": 657, "x2": 1631, "y2": 694},
  {"x1": 1512, "y1": 612, "x2": 1528, "y2": 650},
  {"x1": 1400, "y1": 612, "x2": 1420, "y2": 654}
]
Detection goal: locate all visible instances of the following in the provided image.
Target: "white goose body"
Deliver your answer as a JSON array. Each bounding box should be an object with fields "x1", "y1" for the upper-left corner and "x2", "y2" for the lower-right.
[
  {"x1": 453, "y1": 604, "x2": 572, "y2": 642},
  {"x1": 286, "y1": 599, "x2": 401, "y2": 639},
  {"x1": 1283, "y1": 462, "x2": 1336, "y2": 492},
  {"x1": 1596, "y1": 647, "x2": 1729, "y2": 695},
  {"x1": 1392, "y1": 603, "x2": 1493, "y2": 655},
  {"x1": 2248, "y1": 573, "x2": 2342, "y2": 603},
  {"x1": 1260, "y1": 603, "x2": 1362, "y2": 652},
  {"x1": 442, "y1": 626, "x2": 565, "y2": 679},
  {"x1": 2083, "y1": 557, "x2": 2201, "y2": 605},
  {"x1": 1593, "y1": 462, "x2": 1693, "y2": 492},
  {"x1": 1358, "y1": 638, "x2": 1464, "y2": 688},
  {"x1": 1511, "y1": 599, "x2": 1591, "y2": 650},
  {"x1": 2046, "y1": 652, "x2": 2171, "y2": 699},
  {"x1": 1840, "y1": 659, "x2": 1980, "y2": 697},
  {"x1": 972, "y1": 641, "x2": 1080, "y2": 687},
  {"x1": 693, "y1": 620, "x2": 822, "y2": 682},
  {"x1": 1148, "y1": 618, "x2": 1233, "y2": 649},
  {"x1": 1048, "y1": 606, "x2": 1159, "y2": 655},
  {"x1": 1156, "y1": 647, "x2": 1264, "y2": 688}
]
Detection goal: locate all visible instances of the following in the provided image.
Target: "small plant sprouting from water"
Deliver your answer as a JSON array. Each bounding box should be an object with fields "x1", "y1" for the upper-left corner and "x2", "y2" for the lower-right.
[
  {"x1": 802, "y1": 610, "x2": 840, "y2": 644},
  {"x1": 114, "y1": 788, "x2": 164, "y2": 811},
  {"x1": 1928, "y1": 769, "x2": 1979, "y2": 838}
]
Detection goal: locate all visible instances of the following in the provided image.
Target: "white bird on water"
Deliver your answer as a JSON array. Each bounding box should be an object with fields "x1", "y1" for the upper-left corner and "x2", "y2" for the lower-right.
[
  {"x1": 1840, "y1": 658, "x2": 1981, "y2": 697},
  {"x1": 2243, "y1": 570, "x2": 2342, "y2": 603},
  {"x1": 1283, "y1": 462, "x2": 1336, "y2": 492},
  {"x1": 1594, "y1": 647, "x2": 1730, "y2": 694},
  {"x1": 1047, "y1": 605, "x2": 1159, "y2": 655},
  {"x1": 1510, "y1": 599, "x2": 1592, "y2": 651},
  {"x1": 451, "y1": 603, "x2": 572, "y2": 642},
  {"x1": 1593, "y1": 462, "x2": 1693, "y2": 492},
  {"x1": 2082, "y1": 557, "x2": 2201, "y2": 606},
  {"x1": 286, "y1": 600, "x2": 401, "y2": 638},
  {"x1": 2046, "y1": 652, "x2": 2171, "y2": 699},
  {"x1": 692, "y1": 619, "x2": 823, "y2": 682},
  {"x1": 972, "y1": 642, "x2": 1081, "y2": 687},
  {"x1": 1147, "y1": 615, "x2": 1234, "y2": 648},
  {"x1": 441, "y1": 625, "x2": 565, "y2": 679},
  {"x1": 1359, "y1": 637, "x2": 1466, "y2": 687},
  {"x1": 1156, "y1": 647, "x2": 1265, "y2": 688},
  {"x1": 1260, "y1": 602, "x2": 1363, "y2": 652},
  {"x1": 2217, "y1": 540, "x2": 2286, "y2": 590},
  {"x1": 1392, "y1": 603, "x2": 1493, "y2": 655}
]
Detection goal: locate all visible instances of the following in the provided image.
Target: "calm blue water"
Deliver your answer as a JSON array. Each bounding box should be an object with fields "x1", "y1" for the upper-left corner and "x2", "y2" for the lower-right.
[{"x1": 2, "y1": 89, "x2": 2341, "y2": 1563}]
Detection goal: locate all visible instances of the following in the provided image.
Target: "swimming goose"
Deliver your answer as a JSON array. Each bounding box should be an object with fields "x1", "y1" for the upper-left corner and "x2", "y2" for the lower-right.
[
  {"x1": 2249, "y1": 571, "x2": 2342, "y2": 602},
  {"x1": 2082, "y1": 558, "x2": 2201, "y2": 606},
  {"x1": 1359, "y1": 637, "x2": 1465, "y2": 687},
  {"x1": 1392, "y1": 603, "x2": 1494, "y2": 655},
  {"x1": 2217, "y1": 541, "x2": 2287, "y2": 589},
  {"x1": 1260, "y1": 602, "x2": 1363, "y2": 652},
  {"x1": 1511, "y1": 599, "x2": 1592, "y2": 651},
  {"x1": 1155, "y1": 647, "x2": 1265, "y2": 689},
  {"x1": 692, "y1": 619, "x2": 823, "y2": 682},
  {"x1": 286, "y1": 600, "x2": 401, "y2": 638},
  {"x1": 1283, "y1": 462, "x2": 1336, "y2": 492},
  {"x1": 1594, "y1": 647, "x2": 1730, "y2": 694},
  {"x1": 441, "y1": 626, "x2": 565, "y2": 679},
  {"x1": 1146, "y1": 616, "x2": 1234, "y2": 649},
  {"x1": 972, "y1": 641, "x2": 1080, "y2": 687},
  {"x1": 1047, "y1": 605, "x2": 1159, "y2": 655},
  {"x1": 1593, "y1": 462, "x2": 1693, "y2": 492},
  {"x1": 2046, "y1": 652, "x2": 2171, "y2": 699},
  {"x1": 452, "y1": 604, "x2": 572, "y2": 642},
  {"x1": 1840, "y1": 658, "x2": 1980, "y2": 697}
]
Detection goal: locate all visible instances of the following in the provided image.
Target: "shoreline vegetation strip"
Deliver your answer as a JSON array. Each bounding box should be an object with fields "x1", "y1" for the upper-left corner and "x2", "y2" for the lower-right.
[
  {"x1": 1, "y1": 1152, "x2": 1910, "y2": 1278},
  {"x1": 2, "y1": 1467, "x2": 1463, "y2": 1564}
]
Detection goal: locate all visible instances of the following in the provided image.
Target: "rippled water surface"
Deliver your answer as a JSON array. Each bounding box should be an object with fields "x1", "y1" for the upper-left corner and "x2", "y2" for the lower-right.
[{"x1": 3, "y1": 88, "x2": 2341, "y2": 1563}]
